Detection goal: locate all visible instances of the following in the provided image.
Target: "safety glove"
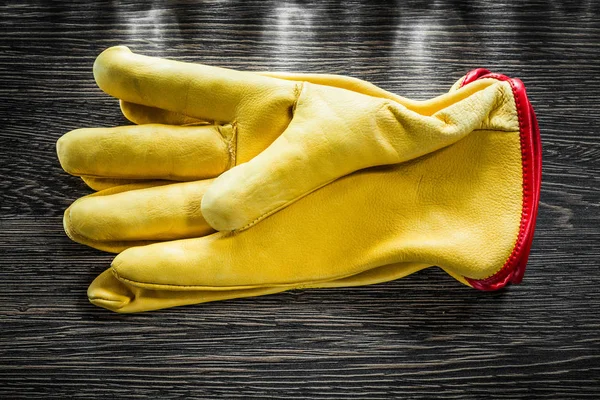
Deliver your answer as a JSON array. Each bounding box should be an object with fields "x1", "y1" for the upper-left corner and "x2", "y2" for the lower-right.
[{"x1": 57, "y1": 47, "x2": 541, "y2": 312}]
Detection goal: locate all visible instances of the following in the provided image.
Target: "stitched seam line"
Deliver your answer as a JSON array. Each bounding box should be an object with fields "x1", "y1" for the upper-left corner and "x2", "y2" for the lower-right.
[
  {"x1": 88, "y1": 297, "x2": 124, "y2": 303},
  {"x1": 111, "y1": 266, "x2": 286, "y2": 290},
  {"x1": 225, "y1": 121, "x2": 238, "y2": 169},
  {"x1": 293, "y1": 81, "x2": 304, "y2": 113}
]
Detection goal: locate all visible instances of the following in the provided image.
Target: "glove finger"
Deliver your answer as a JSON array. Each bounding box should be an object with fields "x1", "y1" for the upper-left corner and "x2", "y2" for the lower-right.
[
  {"x1": 64, "y1": 180, "x2": 215, "y2": 253},
  {"x1": 57, "y1": 123, "x2": 232, "y2": 181},
  {"x1": 118, "y1": 72, "x2": 407, "y2": 127},
  {"x1": 94, "y1": 46, "x2": 294, "y2": 123},
  {"x1": 118, "y1": 71, "x2": 481, "y2": 129},
  {"x1": 88, "y1": 234, "x2": 431, "y2": 312},
  {"x1": 88, "y1": 261, "x2": 429, "y2": 313}
]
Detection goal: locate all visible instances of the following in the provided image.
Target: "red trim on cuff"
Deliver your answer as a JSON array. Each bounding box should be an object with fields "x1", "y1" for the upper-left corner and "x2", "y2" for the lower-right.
[{"x1": 460, "y1": 70, "x2": 542, "y2": 291}]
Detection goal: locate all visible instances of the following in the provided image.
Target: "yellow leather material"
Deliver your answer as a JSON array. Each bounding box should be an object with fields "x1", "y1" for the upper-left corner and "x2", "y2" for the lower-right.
[
  {"x1": 57, "y1": 47, "x2": 526, "y2": 313},
  {"x1": 200, "y1": 79, "x2": 514, "y2": 231},
  {"x1": 88, "y1": 263, "x2": 431, "y2": 313},
  {"x1": 63, "y1": 180, "x2": 215, "y2": 252},
  {"x1": 81, "y1": 176, "x2": 149, "y2": 191},
  {"x1": 79, "y1": 126, "x2": 521, "y2": 312},
  {"x1": 67, "y1": 46, "x2": 518, "y2": 232}
]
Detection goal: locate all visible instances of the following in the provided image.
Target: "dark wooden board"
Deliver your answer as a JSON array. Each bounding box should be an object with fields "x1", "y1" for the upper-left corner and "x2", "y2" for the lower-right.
[{"x1": 1, "y1": 1, "x2": 599, "y2": 398}]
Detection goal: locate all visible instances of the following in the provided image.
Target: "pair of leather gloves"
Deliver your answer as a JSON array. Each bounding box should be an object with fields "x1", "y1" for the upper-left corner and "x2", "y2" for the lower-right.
[{"x1": 57, "y1": 46, "x2": 541, "y2": 313}]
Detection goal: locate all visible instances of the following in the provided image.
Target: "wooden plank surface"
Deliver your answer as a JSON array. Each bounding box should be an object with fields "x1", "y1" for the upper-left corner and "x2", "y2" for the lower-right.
[{"x1": 1, "y1": 1, "x2": 599, "y2": 398}]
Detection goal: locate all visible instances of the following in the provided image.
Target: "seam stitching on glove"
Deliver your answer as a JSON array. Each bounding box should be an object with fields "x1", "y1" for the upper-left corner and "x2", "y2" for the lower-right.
[
  {"x1": 88, "y1": 297, "x2": 123, "y2": 303},
  {"x1": 292, "y1": 81, "x2": 304, "y2": 114},
  {"x1": 109, "y1": 264, "x2": 365, "y2": 290},
  {"x1": 226, "y1": 121, "x2": 238, "y2": 168},
  {"x1": 111, "y1": 266, "x2": 255, "y2": 289}
]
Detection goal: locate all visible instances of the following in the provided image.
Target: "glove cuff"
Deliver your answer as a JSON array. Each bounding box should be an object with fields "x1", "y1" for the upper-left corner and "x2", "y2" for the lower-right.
[{"x1": 460, "y1": 69, "x2": 542, "y2": 290}]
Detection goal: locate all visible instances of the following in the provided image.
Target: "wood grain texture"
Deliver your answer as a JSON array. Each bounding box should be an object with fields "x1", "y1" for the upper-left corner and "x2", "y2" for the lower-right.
[{"x1": 1, "y1": 0, "x2": 599, "y2": 398}]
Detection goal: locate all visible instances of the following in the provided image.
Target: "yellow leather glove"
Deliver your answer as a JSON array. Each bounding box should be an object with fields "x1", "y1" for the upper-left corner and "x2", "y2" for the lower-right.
[{"x1": 57, "y1": 47, "x2": 541, "y2": 312}]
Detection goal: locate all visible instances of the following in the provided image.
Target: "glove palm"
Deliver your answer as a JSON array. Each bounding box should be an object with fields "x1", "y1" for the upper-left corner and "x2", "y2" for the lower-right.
[{"x1": 57, "y1": 48, "x2": 541, "y2": 313}]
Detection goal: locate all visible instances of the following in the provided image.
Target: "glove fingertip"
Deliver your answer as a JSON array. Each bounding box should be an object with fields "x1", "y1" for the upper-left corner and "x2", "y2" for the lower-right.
[
  {"x1": 88, "y1": 269, "x2": 133, "y2": 312},
  {"x1": 93, "y1": 45, "x2": 133, "y2": 97},
  {"x1": 56, "y1": 129, "x2": 82, "y2": 176}
]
